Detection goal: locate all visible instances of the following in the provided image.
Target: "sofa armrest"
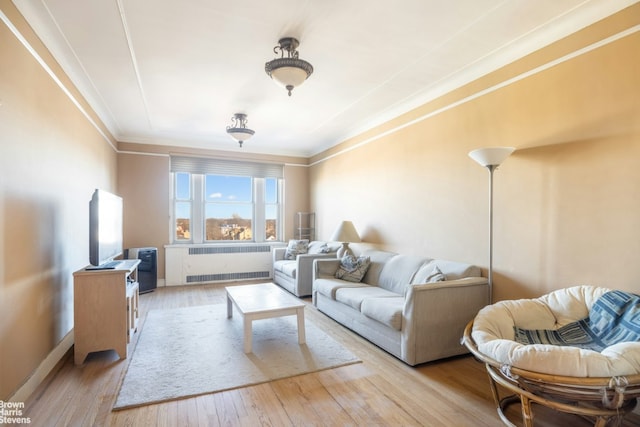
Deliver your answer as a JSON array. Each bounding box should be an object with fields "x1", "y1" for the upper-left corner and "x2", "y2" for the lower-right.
[
  {"x1": 313, "y1": 258, "x2": 342, "y2": 281},
  {"x1": 297, "y1": 252, "x2": 335, "y2": 263},
  {"x1": 407, "y1": 277, "x2": 488, "y2": 294},
  {"x1": 401, "y1": 277, "x2": 489, "y2": 365},
  {"x1": 273, "y1": 247, "x2": 286, "y2": 263},
  {"x1": 295, "y1": 253, "x2": 336, "y2": 291}
]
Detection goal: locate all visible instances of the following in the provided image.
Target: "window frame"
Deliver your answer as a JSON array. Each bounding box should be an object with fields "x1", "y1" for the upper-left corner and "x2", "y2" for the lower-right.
[
  {"x1": 172, "y1": 172, "x2": 194, "y2": 243},
  {"x1": 170, "y1": 170, "x2": 283, "y2": 244}
]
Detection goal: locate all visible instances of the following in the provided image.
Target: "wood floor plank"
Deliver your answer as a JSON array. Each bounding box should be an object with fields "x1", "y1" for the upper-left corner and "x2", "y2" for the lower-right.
[
  {"x1": 238, "y1": 383, "x2": 292, "y2": 427},
  {"x1": 315, "y1": 366, "x2": 382, "y2": 425},
  {"x1": 193, "y1": 393, "x2": 220, "y2": 427},
  {"x1": 163, "y1": 400, "x2": 180, "y2": 427},
  {"x1": 20, "y1": 281, "x2": 640, "y2": 426},
  {"x1": 270, "y1": 373, "x2": 356, "y2": 426},
  {"x1": 212, "y1": 389, "x2": 241, "y2": 425}
]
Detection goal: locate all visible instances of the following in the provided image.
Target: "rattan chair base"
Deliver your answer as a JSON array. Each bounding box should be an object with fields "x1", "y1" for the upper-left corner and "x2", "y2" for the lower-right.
[{"x1": 463, "y1": 321, "x2": 640, "y2": 427}]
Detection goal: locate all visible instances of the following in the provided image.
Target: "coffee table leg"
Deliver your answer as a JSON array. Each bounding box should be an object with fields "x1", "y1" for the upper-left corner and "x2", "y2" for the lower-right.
[
  {"x1": 297, "y1": 308, "x2": 306, "y2": 344},
  {"x1": 244, "y1": 316, "x2": 252, "y2": 353},
  {"x1": 226, "y1": 293, "x2": 232, "y2": 318}
]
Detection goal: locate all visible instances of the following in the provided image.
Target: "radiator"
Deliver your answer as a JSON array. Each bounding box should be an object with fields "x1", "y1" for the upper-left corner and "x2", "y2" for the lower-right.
[{"x1": 164, "y1": 243, "x2": 284, "y2": 286}]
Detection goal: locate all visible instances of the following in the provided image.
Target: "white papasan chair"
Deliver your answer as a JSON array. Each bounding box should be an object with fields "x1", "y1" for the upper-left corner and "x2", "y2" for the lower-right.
[{"x1": 463, "y1": 285, "x2": 640, "y2": 427}]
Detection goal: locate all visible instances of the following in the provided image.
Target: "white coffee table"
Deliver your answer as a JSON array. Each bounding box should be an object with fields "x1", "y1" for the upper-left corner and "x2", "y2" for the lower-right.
[{"x1": 225, "y1": 283, "x2": 306, "y2": 353}]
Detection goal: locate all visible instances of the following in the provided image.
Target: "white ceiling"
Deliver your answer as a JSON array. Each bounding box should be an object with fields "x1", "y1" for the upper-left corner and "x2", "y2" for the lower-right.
[{"x1": 14, "y1": 0, "x2": 635, "y2": 158}]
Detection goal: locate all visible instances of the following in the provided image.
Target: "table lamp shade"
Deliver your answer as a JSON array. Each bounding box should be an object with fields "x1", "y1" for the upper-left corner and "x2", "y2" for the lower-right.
[{"x1": 330, "y1": 221, "x2": 361, "y2": 243}]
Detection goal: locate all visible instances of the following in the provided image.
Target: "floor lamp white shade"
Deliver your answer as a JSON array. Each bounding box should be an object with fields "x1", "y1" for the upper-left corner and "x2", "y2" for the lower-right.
[
  {"x1": 469, "y1": 147, "x2": 515, "y2": 302},
  {"x1": 330, "y1": 221, "x2": 361, "y2": 258},
  {"x1": 469, "y1": 147, "x2": 515, "y2": 167}
]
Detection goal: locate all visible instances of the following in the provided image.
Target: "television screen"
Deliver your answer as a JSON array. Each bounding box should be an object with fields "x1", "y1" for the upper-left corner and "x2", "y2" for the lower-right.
[{"x1": 89, "y1": 189, "x2": 123, "y2": 267}]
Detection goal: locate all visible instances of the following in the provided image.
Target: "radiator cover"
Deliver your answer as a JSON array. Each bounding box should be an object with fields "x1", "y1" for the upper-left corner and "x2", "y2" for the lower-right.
[{"x1": 165, "y1": 244, "x2": 283, "y2": 286}]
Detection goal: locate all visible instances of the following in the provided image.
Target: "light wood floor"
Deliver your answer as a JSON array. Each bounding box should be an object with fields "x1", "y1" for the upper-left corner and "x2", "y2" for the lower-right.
[{"x1": 24, "y1": 282, "x2": 640, "y2": 426}]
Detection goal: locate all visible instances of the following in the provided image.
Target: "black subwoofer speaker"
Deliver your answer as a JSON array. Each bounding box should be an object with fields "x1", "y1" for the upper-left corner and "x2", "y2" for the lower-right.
[{"x1": 125, "y1": 247, "x2": 157, "y2": 294}]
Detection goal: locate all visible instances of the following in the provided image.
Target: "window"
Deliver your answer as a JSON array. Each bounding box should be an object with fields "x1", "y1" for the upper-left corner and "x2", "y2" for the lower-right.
[
  {"x1": 204, "y1": 175, "x2": 253, "y2": 241},
  {"x1": 170, "y1": 156, "x2": 283, "y2": 244}
]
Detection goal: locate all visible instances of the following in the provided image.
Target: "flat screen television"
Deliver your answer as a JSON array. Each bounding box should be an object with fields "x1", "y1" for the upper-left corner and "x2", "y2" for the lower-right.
[{"x1": 89, "y1": 189, "x2": 124, "y2": 267}]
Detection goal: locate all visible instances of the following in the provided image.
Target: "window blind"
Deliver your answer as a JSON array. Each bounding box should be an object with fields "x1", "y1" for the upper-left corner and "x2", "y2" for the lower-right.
[{"x1": 170, "y1": 155, "x2": 283, "y2": 178}]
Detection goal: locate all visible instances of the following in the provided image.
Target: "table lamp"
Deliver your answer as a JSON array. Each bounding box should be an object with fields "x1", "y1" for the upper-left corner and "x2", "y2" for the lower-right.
[{"x1": 330, "y1": 221, "x2": 361, "y2": 258}]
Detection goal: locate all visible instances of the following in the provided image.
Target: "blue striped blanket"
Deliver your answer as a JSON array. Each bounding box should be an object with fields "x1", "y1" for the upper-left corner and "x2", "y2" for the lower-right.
[{"x1": 514, "y1": 290, "x2": 640, "y2": 352}]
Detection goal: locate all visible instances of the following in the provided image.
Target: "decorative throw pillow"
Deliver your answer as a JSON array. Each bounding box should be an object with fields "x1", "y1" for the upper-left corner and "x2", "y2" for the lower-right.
[
  {"x1": 284, "y1": 239, "x2": 309, "y2": 260},
  {"x1": 514, "y1": 290, "x2": 640, "y2": 352},
  {"x1": 335, "y1": 255, "x2": 371, "y2": 283}
]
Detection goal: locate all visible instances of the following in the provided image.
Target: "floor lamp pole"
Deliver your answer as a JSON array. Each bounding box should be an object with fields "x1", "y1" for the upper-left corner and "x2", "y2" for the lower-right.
[
  {"x1": 487, "y1": 164, "x2": 497, "y2": 303},
  {"x1": 468, "y1": 146, "x2": 515, "y2": 304}
]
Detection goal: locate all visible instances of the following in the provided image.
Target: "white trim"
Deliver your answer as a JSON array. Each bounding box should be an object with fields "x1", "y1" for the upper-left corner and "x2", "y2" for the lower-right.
[
  {"x1": 117, "y1": 150, "x2": 170, "y2": 158},
  {"x1": 0, "y1": 10, "x2": 118, "y2": 153},
  {"x1": 310, "y1": 25, "x2": 639, "y2": 167},
  {"x1": 8, "y1": 331, "x2": 74, "y2": 403}
]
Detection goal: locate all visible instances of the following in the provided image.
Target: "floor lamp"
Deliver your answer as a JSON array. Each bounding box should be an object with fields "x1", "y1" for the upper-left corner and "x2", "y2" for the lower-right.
[{"x1": 469, "y1": 147, "x2": 515, "y2": 302}]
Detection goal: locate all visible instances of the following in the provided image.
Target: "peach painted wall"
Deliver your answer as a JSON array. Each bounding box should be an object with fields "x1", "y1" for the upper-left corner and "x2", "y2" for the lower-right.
[
  {"x1": 283, "y1": 164, "x2": 310, "y2": 240},
  {"x1": 117, "y1": 152, "x2": 170, "y2": 276},
  {"x1": 309, "y1": 5, "x2": 640, "y2": 302},
  {"x1": 0, "y1": 2, "x2": 118, "y2": 399}
]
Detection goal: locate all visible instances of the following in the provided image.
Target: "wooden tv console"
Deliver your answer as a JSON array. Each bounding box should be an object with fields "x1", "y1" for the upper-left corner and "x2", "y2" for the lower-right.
[{"x1": 73, "y1": 259, "x2": 140, "y2": 365}]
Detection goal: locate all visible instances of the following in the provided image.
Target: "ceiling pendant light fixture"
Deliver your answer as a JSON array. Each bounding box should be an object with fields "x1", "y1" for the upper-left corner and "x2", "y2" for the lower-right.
[
  {"x1": 265, "y1": 37, "x2": 313, "y2": 96},
  {"x1": 226, "y1": 113, "x2": 255, "y2": 148}
]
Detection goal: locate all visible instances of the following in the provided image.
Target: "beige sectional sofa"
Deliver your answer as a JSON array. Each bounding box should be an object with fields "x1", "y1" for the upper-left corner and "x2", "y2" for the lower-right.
[{"x1": 313, "y1": 248, "x2": 489, "y2": 365}]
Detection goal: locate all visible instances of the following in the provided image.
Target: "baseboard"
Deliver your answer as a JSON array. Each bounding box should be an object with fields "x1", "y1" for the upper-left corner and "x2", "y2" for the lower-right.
[{"x1": 9, "y1": 330, "x2": 74, "y2": 402}]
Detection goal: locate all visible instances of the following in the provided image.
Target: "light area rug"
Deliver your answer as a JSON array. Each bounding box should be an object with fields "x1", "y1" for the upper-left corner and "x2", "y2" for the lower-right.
[{"x1": 113, "y1": 304, "x2": 360, "y2": 410}]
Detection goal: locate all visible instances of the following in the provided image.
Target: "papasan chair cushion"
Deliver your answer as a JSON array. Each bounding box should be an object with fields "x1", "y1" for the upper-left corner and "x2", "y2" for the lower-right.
[{"x1": 472, "y1": 285, "x2": 640, "y2": 377}]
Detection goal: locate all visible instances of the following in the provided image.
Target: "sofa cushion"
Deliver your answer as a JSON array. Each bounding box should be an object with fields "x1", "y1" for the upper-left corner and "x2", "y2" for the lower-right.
[
  {"x1": 273, "y1": 260, "x2": 297, "y2": 278},
  {"x1": 335, "y1": 286, "x2": 399, "y2": 311},
  {"x1": 361, "y1": 296, "x2": 405, "y2": 330},
  {"x1": 411, "y1": 264, "x2": 446, "y2": 284},
  {"x1": 335, "y1": 255, "x2": 371, "y2": 282},
  {"x1": 314, "y1": 278, "x2": 369, "y2": 300},
  {"x1": 378, "y1": 254, "x2": 429, "y2": 294},
  {"x1": 285, "y1": 239, "x2": 308, "y2": 260},
  {"x1": 360, "y1": 250, "x2": 398, "y2": 285}
]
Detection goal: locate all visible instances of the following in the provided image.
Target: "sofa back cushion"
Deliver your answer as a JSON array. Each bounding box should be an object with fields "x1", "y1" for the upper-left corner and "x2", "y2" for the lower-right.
[
  {"x1": 308, "y1": 241, "x2": 339, "y2": 254},
  {"x1": 411, "y1": 259, "x2": 480, "y2": 283},
  {"x1": 378, "y1": 254, "x2": 430, "y2": 294},
  {"x1": 360, "y1": 250, "x2": 397, "y2": 286},
  {"x1": 411, "y1": 263, "x2": 446, "y2": 284}
]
